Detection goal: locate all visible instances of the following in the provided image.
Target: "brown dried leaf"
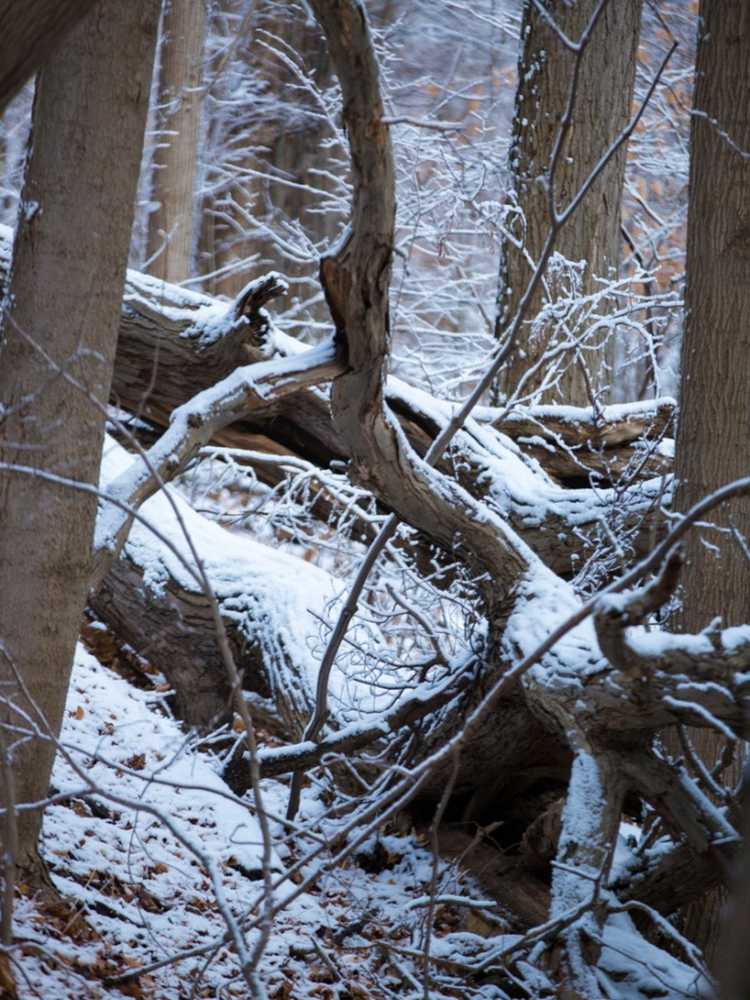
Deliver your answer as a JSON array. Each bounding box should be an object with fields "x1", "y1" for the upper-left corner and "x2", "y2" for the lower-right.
[{"x1": 0, "y1": 953, "x2": 16, "y2": 998}]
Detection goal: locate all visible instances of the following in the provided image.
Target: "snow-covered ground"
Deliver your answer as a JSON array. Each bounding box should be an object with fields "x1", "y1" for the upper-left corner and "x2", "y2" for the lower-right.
[{"x1": 0, "y1": 641, "x2": 701, "y2": 999}]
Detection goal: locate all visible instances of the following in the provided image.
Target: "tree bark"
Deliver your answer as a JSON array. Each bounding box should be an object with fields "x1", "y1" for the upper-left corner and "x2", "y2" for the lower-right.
[
  {"x1": 721, "y1": 778, "x2": 750, "y2": 1000},
  {"x1": 0, "y1": 220, "x2": 676, "y2": 488},
  {"x1": 146, "y1": 0, "x2": 206, "y2": 283},
  {"x1": 0, "y1": 0, "x2": 159, "y2": 872},
  {"x1": 0, "y1": 0, "x2": 100, "y2": 111},
  {"x1": 497, "y1": 0, "x2": 643, "y2": 405},
  {"x1": 675, "y1": 3, "x2": 750, "y2": 661},
  {"x1": 0, "y1": 223, "x2": 672, "y2": 577},
  {"x1": 672, "y1": 0, "x2": 750, "y2": 959},
  {"x1": 200, "y1": 0, "x2": 339, "y2": 312}
]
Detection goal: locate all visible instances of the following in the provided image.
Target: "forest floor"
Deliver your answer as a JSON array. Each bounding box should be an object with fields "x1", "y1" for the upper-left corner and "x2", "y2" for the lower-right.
[{"x1": 1, "y1": 636, "x2": 700, "y2": 999}]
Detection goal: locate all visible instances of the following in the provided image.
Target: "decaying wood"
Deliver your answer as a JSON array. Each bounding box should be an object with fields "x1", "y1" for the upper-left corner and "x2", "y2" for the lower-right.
[
  {"x1": 93, "y1": 549, "x2": 314, "y2": 739},
  {"x1": 476, "y1": 397, "x2": 674, "y2": 484},
  {"x1": 0, "y1": 223, "x2": 673, "y2": 492},
  {"x1": 0, "y1": 218, "x2": 670, "y2": 583},
  {"x1": 590, "y1": 552, "x2": 750, "y2": 737},
  {"x1": 436, "y1": 825, "x2": 551, "y2": 930},
  {"x1": 91, "y1": 341, "x2": 344, "y2": 587},
  {"x1": 273, "y1": 8, "x2": 733, "y2": 987},
  {"x1": 616, "y1": 841, "x2": 733, "y2": 916},
  {"x1": 91, "y1": 443, "x2": 325, "y2": 739},
  {"x1": 111, "y1": 315, "x2": 670, "y2": 577},
  {"x1": 15, "y1": 0, "x2": 738, "y2": 976},
  {"x1": 114, "y1": 269, "x2": 288, "y2": 426},
  {"x1": 547, "y1": 743, "x2": 625, "y2": 995}
]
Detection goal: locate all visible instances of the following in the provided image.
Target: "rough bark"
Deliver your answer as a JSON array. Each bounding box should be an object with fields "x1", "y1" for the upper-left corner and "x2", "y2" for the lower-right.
[
  {"x1": 615, "y1": 841, "x2": 731, "y2": 918},
  {"x1": 0, "y1": 0, "x2": 100, "y2": 111},
  {"x1": 106, "y1": 267, "x2": 674, "y2": 490},
  {"x1": 92, "y1": 341, "x2": 343, "y2": 587},
  {"x1": 89, "y1": 256, "x2": 670, "y2": 573},
  {"x1": 675, "y1": 5, "x2": 750, "y2": 658},
  {"x1": 276, "y1": 13, "x2": 738, "y2": 976},
  {"x1": 497, "y1": 0, "x2": 643, "y2": 404},
  {"x1": 0, "y1": 0, "x2": 159, "y2": 870},
  {"x1": 721, "y1": 780, "x2": 750, "y2": 1000},
  {"x1": 200, "y1": 0, "x2": 338, "y2": 307},
  {"x1": 672, "y1": 0, "x2": 750, "y2": 958},
  {"x1": 146, "y1": 0, "x2": 206, "y2": 283},
  {"x1": 548, "y1": 743, "x2": 625, "y2": 995},
  {"x1": 89, "y1": 474, "x2": 743, "y2": 907},
  {"x1": 436, "y1": 825, "x2": 551, "y2": 930},
  {"x1": 307, "y1": 0, "x2": 537, "y2": 640},
  {"x1": 113, "y1": 267, "x2": 285, "y2": 424}
]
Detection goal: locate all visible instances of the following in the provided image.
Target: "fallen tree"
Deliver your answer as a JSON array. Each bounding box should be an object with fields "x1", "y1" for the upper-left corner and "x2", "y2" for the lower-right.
[
  {"x1": 92, "y1": 436, "x2": 337, "y2": 738},
  {"x1": 46, "y1": 1, "x2": 746, "y2": 994},
  {"x1": 0, "y1": 223, "x2": 672, "y2": 584}
]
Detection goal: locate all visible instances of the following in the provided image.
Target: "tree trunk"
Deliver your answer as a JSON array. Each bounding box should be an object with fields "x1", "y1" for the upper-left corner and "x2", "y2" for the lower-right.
[
  {"x1": 497, "y1": 0, "x2": 642, "y2": 405},
  {"x1": 146, "y1": 0, "x2": 206, "y2": 283},
  {"x1": 721, "y1": 777, "x2": 750, "y2": 1000},
  {"x1": 0, "y1": 0, "x2": 159, "y2": 873},
  {"x1": 673, "y1": 0, "x2": 750, "y2": 961},
  {"x1": 200, "y1": 0, "x2": 340, "y2": 319},
  {"x1": 0, "y1": 0, "x2": 100, "y2": 111},
  {"x1": 675, "y1": 3, "x2": 750, "y2": 668},
  {"x1": 0, "y1": 220, "x2": 673, "y2": 491},
  {"x1": 91, "y1": 438, "x2": 324, "y2": 741}
]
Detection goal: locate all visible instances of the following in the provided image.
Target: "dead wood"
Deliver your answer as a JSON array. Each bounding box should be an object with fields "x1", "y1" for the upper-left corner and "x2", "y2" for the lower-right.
[
  {"x1": 0, "y1": 224, "x2": 669, "y2": 579},
  {"x1": 90, "y1": 440, "x2": 326, "y2": 739}
]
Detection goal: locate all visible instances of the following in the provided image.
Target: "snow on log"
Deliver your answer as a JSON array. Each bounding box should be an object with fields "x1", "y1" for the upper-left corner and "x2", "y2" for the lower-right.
[
  {"x1": 91, "y1": 437, "x2": 344, "y2": 740},
  {"x1": 0, "y1": 224, "x2": 670, "y2": 577},
  {"x1": 91, "y1": 340, "x2": 343, "y2": 587}
]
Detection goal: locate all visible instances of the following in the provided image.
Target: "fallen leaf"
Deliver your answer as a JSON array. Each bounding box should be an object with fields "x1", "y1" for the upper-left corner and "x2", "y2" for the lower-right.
[{"x1": 0, "y1": 953, "x2": 16, "y2": 998}]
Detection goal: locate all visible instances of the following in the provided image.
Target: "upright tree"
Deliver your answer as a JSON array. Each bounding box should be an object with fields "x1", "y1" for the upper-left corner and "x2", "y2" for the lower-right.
[
  {"x1": 0, "y1": 0, "x2": 159, "y2": 874},
  {"x1": 199, "y1": 0, "x2": 338, "y2": 317},
  {"x1": 0, "y1": 0, "x2": 100, "y2": 111},
  {"x1": 146, "y1": 0, "x2": 206, "y2": 284},
  {"x1": 497, "y1": 0, "x2": 643, "y2": 404},
  {"x1": 675, "y1": 1, "x2": 750, "y2": 657},
  {"x1": 673, "y1": 0, "x2": 750, "y2": 957}
]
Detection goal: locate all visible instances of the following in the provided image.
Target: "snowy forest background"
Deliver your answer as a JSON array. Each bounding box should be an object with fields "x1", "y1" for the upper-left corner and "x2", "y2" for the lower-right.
[{"x1": 0, "y1": 0, "x2": 749, "y2": 997}]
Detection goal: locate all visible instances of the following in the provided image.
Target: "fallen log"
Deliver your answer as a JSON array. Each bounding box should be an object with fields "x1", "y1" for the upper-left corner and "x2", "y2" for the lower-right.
[
  {"x1": 92, "y1": 341, "x2": 343, "y2": 586},
  {"x1": 91, "y1": 437, "x2": 333, "y2": 736},
  {"x1": 0, "y1": 224, "x2": 670, "y2": 579}
]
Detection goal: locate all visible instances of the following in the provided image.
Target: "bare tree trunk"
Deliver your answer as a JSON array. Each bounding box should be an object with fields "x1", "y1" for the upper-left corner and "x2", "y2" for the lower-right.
[
  {"x1": 0, "y1": 0, "x2": 159, "y2": 874},
  {"x1": 497, "y1": 0, "x2": 642, "y2": 405},
  {"x1": 673, "y1": 0, "x2": 750, "y2": 961},
  {"x1": 146, "y1": 0, "x2": 206, "y2": 283},
  {"x1": 202, "y1": 0, "x2": 339, "y2": 320},
  {"x1": 721, "y1": 773, "x2": 750, "y2": 1000},
  {"x1": 0, "y1": 0, "x2": 100, "y2": 111},
  {"x1": 675, "y1": 2, "x2": 750, "y2": 671},
  {"x1": 90, "y1": 453, "x2": 322, "y2": 742}
]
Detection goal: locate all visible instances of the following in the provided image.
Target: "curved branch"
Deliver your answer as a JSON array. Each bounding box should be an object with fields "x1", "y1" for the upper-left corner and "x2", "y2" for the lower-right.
[{"x1": 92, "y1": 343, "x2": 343, "y2": 586}]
